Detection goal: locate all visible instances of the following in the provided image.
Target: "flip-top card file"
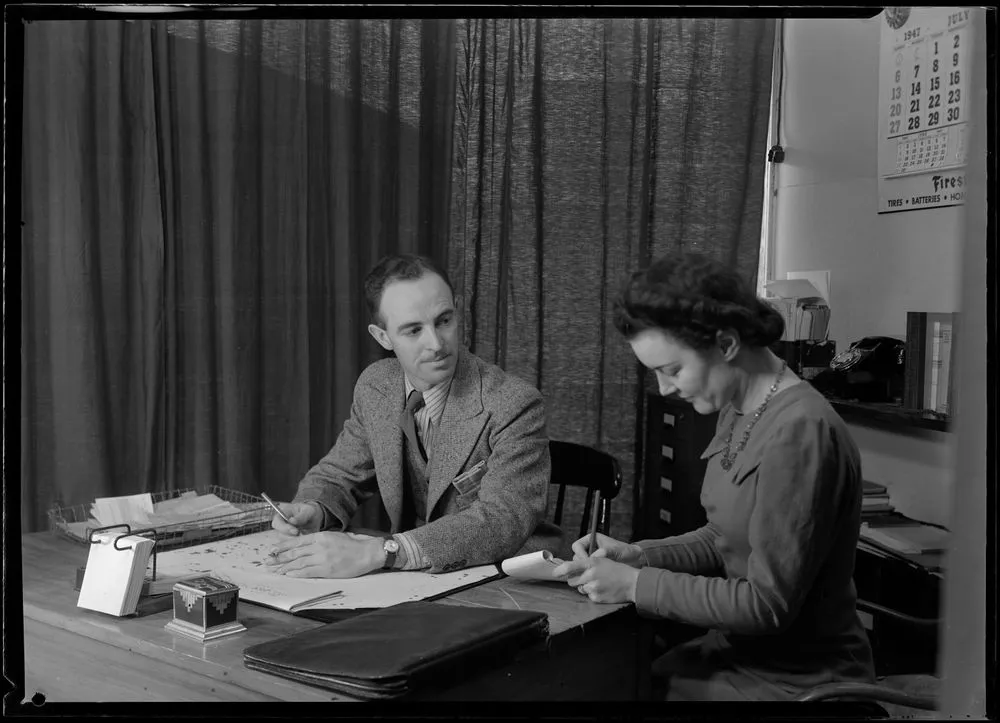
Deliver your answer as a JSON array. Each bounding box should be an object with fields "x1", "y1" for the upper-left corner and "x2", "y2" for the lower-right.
[{"x1": 77, "y1": 531, "x2": 155, "y2": 616}]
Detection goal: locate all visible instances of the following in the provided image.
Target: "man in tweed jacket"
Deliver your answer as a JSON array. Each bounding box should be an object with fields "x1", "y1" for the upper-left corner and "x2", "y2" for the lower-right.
[{"x1": 266, "y1": 254, "x2": 560, "y2": 578}]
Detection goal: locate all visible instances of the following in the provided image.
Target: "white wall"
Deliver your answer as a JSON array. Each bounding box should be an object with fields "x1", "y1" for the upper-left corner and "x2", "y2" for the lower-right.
[{"x1": 773, "y1": 17, "x2": 964, "y2": 526}]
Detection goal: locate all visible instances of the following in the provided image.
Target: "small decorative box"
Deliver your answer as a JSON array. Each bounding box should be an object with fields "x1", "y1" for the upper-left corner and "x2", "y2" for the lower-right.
[{"x1": 164, "y1": 576, "x2": 246, "y2": 642}]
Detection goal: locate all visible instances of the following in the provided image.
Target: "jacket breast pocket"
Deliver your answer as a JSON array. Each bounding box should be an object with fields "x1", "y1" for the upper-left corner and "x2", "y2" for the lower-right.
[{"x1": 451, "y1": 463, "x2": 487, "y2": 508}]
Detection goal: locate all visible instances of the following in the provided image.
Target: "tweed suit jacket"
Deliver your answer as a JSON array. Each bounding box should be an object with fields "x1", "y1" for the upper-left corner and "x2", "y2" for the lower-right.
[{"x1": 292, "y1": 347, "x2": 560, "y2": 573}]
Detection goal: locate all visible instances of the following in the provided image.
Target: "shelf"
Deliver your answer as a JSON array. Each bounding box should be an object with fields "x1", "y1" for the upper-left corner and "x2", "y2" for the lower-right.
[{"x1": 825, "y1": 397, "x2": 949, "y2": 432}]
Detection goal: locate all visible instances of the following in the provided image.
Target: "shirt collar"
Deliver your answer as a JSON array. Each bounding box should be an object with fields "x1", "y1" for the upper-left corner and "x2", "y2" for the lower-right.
[{"x1": 403, "y1": 374, "x2": 452, "y2": 423}]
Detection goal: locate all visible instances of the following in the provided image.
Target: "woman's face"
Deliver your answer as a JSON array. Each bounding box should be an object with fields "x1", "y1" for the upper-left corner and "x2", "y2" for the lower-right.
[{"x1": 628, "y1": 328, "x2": 734, "y2": 414}]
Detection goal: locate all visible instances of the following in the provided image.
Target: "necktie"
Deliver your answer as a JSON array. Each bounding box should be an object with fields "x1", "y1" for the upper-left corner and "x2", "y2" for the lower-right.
[{"x1": 399, "y1": 389, "x2": 427, "y2": 461}]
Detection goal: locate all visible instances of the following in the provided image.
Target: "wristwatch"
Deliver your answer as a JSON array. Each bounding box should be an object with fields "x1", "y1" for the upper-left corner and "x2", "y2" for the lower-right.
[{"x1": 382, "y1": 537, "x2": 400, "y2": 570}]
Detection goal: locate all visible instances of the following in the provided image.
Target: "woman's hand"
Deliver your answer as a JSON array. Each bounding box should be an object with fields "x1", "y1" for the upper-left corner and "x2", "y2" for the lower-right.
[
  {"x1": 265, "y1": 531, "x2": 384, "y2": 579},
  {"x1": 551, "y1": 556, "x2": 640, "y2": 604},
  {"x1": 570, "y1": 533, "x2": 644, "y2": 567}
]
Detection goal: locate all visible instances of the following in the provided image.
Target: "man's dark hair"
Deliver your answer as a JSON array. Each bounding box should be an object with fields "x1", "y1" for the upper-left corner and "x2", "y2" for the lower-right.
[
  {"x1": 364, "y1": 254, "x2": 455, "y2": 328},
  {"x1": 613, "y1": 251, "x2": 784, "y2": 350}
]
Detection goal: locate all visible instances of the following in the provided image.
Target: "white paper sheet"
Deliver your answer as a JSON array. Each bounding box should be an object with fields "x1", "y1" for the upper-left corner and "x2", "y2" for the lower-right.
[
  {"x1": 91, "y1": 493, "x2": 155, "y2": 527},
  {"x1": 764, "y1": 278, "x2": 826, "y2": 301},
  {"x1": 500, "y1": 550, "x2": 567, "y2": 581},
  {"x1": 83, "y1": 492, "x2": 267, "y2": 536},
  {"x1": 153, "y1": 529, "x2": 500, "y2": 612},
  {"x1": 786, "y1": 270, "x2": 831, "y2": 305}
]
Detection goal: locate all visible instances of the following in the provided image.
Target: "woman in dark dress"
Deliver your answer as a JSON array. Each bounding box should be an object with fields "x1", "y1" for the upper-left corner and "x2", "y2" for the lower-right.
[{"x1": 554, "y1": 252, "x2": 876, "y2": 701}]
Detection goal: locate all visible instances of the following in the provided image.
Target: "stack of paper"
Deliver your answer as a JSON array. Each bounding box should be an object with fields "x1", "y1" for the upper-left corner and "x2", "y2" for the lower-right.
[
  {"x1": 77, "y1": 531, "x2": 156, "y2": 616},
  {"x1": 91, "y1": 493, "x2": 156, "y2": 527},
  {"x1": 860, "y1": 523, "x2": 950, "y2": 555},
  {"x1": 87, "y1": 492, "x2": 266, "y2": 533},
  {"x1": 861, "y1": 480, "x2": 895, "y2": 516},
  {"x1": 764, "y1": 278, "x2": 831, "y2": 341}
]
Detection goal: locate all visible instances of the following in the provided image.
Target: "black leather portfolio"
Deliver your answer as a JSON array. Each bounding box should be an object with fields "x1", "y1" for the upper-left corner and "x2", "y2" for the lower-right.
[{"x1": 242, "y1": 600, "x2": 549, "y2": 700}]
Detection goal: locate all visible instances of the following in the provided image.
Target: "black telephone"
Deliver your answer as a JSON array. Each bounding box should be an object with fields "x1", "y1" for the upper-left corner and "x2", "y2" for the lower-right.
[{"x1": 810, "y1": 336, "x2": 906, "y2": 403}]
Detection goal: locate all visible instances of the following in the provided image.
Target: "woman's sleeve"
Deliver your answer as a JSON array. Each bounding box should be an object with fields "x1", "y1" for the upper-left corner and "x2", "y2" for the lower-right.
[
  {"x1": 632, "y1": 417, "x2": 854, "y2": 635},
  {"x1": 634, "y1": 523, "x2": 726, "y2": 576}
]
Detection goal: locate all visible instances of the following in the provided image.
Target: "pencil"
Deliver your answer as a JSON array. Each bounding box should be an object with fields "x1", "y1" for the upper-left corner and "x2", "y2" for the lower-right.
[
  {"x1": 260, "y1": 492, "x2": 292, "y2": 525},
  {"x1": 587, "y1": 492, "x2": 602, "y2": 556}
]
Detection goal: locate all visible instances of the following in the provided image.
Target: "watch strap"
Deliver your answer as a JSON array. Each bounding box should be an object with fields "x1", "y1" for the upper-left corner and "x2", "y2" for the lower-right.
[{"x1": 382, "y1": 536, "x2": 398, "y2": 570}]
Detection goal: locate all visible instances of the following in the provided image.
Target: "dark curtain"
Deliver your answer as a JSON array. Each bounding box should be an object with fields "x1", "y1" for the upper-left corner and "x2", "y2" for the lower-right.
[
  {"x1": 21, "y1": 19, "x2": 456, "y2": 531},
  {"x1": 450, "y1": 19, "x2": 775, "y2": 538}
]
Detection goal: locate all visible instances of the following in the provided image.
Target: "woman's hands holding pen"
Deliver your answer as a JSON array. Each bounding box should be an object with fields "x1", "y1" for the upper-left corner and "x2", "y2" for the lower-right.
[
  {"x1": 570, "y1": 532, "x2": 645, "y2": 567},
  {"x1": 551, "y1": 533, "x2": 645, "y2": 604},
  {"x1": 266, "y1": 531, "x2": 383, "y2": 579},
  {"x1": 552, "y1": 556, "x2": 641, "y2": 604}
]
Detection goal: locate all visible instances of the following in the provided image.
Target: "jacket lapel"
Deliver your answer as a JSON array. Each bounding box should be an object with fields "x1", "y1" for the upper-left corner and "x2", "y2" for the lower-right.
[
  {"x1": 426, "y1": 349, "x2": 489, "y2": 514},
  {"x1": 368, "y1": 362, "x2": 407, "y2": 531}
]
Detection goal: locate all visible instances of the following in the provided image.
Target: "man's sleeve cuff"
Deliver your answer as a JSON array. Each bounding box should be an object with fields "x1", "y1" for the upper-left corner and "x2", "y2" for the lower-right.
[
  {"x1": 302, "y1": 500, "x2": 334, "y2": 530},
  {"x1": 395, "y1": 532, "x2": 431, "y2": 571}
]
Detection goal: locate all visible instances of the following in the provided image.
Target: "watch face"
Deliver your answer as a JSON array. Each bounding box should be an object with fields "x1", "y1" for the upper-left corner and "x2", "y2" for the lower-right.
[{"x1": 384, "y1": 539, "x2": 399, "y2": 553}]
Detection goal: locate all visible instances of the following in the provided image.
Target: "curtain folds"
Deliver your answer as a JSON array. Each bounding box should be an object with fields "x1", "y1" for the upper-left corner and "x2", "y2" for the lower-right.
[
  {"x1": 449, "y1": 18, "x2": 775, "y2": 536},
  {"x1": 22, "y1": 17, "x2": 772, "y2": 540},
  {"x1": 21, "y1": 19, "x2": 456, "y2": 531}
]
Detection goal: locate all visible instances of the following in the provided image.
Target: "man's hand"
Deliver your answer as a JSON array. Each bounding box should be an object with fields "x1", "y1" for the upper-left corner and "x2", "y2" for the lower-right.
[
  {"x1": 270, "y1": 501, "x2": 324, "y2": 537},
  {"x1": 551, "y1": 556, "x2": 640, "y2": 604},
  {"x1": 265, "y1": 531, "x2": 385, "y2": 579}
]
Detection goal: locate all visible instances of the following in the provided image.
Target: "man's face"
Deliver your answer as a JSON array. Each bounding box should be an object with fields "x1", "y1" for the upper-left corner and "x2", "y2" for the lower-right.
[{"x1": 368, "y1": 272, "x2": 459, "y2": 391}]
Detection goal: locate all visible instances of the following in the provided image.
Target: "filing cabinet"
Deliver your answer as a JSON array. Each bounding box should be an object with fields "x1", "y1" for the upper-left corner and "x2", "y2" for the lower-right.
[{"x1": 638, "y1": 394, "x2": 718, "y2": 540}]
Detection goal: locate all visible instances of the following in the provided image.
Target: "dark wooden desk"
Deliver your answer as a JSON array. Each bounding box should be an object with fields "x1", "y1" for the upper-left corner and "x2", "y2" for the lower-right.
[{"x1": 20, "y1": 533, "x2": 650, "y2": 702}]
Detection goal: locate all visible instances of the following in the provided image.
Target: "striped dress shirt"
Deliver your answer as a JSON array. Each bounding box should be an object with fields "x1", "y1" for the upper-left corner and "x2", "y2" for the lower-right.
[{"x1": 395, "y1": 375, "x2": 452, "y2": 570}]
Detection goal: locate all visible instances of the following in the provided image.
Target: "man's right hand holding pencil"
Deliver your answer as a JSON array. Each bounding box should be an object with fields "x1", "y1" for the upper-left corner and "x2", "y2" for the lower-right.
[
  {"x1": 551, "y1": 533, "x2": 645, "y2": 604},
  {"x1": 262, "y1": 493, "x2": 325, "y2": 537}
]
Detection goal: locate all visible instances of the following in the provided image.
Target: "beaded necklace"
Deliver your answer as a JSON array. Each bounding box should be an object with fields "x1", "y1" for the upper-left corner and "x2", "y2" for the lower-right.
[{"x1": 720, "y1": 361, "x2": 787, "y2": 472}]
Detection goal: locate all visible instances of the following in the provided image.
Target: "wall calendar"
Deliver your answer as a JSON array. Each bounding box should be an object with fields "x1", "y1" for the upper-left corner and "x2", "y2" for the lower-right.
[{"x1": 878, "y1": 7, "x2": 971, "y2": 214}]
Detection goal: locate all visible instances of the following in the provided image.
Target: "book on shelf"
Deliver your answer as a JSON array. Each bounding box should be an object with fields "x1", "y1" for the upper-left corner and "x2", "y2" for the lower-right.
[
  {"x1": 862, "y1": 480, "x2": 888, "y2": 496},
  {"x1": 862, "y1": 494, "x2": 892, "y2": 506},
  {"x1": 860, "y1": 480, "x2": 893, "y2": 513},
  {"x1": 903, "y1": 311, "x2": 956, "y2": 414},
  {"x1": 861, "y1": 501, "x2": 895, "y2": 515},
  {"x1": 860, "y1": 522, "x2": 949, "y2": 555}
]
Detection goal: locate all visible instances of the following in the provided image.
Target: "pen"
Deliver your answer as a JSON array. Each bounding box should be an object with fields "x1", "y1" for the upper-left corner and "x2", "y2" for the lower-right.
[
  {"x1": 260, "y1": 492, "x2": 292, "y2": 525},
  {"x1": 587, "y1": 492, "x2": 602, "y2": 556}
]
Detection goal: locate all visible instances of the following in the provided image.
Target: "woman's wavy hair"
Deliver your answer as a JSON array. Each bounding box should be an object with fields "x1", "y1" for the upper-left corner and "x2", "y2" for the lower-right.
[{"x1": 613, "y1": 252, "x2": 784, "y2": 351}]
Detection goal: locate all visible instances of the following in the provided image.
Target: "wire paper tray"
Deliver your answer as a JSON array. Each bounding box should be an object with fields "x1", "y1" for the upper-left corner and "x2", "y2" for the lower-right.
[{"x1": 48, "y1": 486, "x2": 273, "y2": 552}]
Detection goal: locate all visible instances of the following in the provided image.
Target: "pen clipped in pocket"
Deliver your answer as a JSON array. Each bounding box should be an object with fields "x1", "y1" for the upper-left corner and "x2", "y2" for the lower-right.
[{"x1": 452, "y1": 460, "x2": 487, "y2": 495}]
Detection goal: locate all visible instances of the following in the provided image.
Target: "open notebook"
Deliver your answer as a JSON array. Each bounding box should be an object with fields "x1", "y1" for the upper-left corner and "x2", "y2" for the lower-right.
[{"x1": 153, "y1": 529, "x2": 500, "y2": 613}]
